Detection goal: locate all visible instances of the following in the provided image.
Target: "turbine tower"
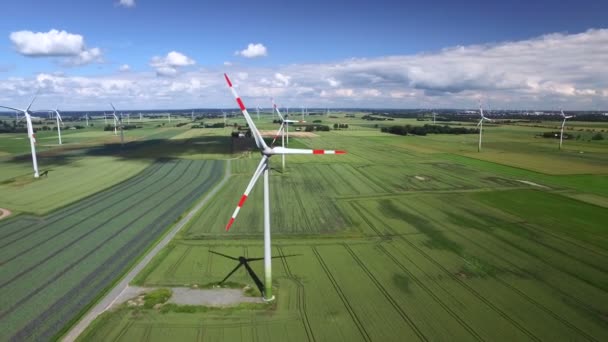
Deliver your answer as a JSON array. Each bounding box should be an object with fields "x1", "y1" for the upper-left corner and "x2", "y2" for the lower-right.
[
  {"x1": 110, "y1": 103, "x2": 124, "y2": 146},
  {"x1": 224, "y1": 73, "x2": 345, "y2": 301},
  {"x1": 1, "y1": 95, "x2": 40, "y2": 177},
  {"x1": 477, "y1": 100, "x2": 492, "y2": 152},
  {"x1": 559, "y1": 109, "x2": 574, "y2": 150},
  {"x1": 271, "y1": 98, "x2": 305, "y2": 170}
]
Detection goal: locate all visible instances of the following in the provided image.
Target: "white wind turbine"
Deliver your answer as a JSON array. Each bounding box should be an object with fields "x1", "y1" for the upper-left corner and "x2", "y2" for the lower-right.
[
  {"x1": 1, "y1": 96, "x2": 40, "y2": 178},
  {"x1": 191, "y1": 110, "x2": 195, "y2": 121},
  {"x1": 477, "y1": 100, "x2": 492, "y2": 152},
  {"x1": 167, "y1": 112, "x2": 171, "y2": 123},
  {"x1": 256, "y1": 106, "x2": 260, "y2": 121},
  {"x1": 271, "y1": 98, "x2": 305, "y2": 170},
  {"x1": 559, "y1": 109, "x2": 574, "y2": 150},
  {"x1": 139, "y1": 112, "x2": 143, "y2": 121},
  {"x1": 54, "y1": 108, "x2": 64, "y2": 145},
  {"x1": 224, "y1": 73, "x2": 345, "y2": 301},
  {"x1": 110, "y1": 103, "x2": 124, "y2": 146},
  {"x1": 85, "y1": 113, "x2": 89, "y2": 127}
]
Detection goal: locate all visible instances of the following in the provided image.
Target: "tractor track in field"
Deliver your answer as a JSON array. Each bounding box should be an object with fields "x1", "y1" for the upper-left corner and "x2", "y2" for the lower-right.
[
  {"x1": 342, "y1": 244, "x2": 428, "y2": 342},
  {"x1": 447, "y1": 226, "x2": 607, "y2": 338},
  {"x1": 359, "y1": 205, "x2": 541, "y2": 341},
  {"x1": 0, "y1": 161, "x2": 166, "y2": 242},
  {"x1": 0, "y1": 160, "x2": 170, "y2": 247},
  {"x1": 165, "y1": 246, "x2": 193, "y2": 279},
  {"x1": 278, "y1": 246, "x2": 315, "y2": 342},
  {"x1": 11, "y1": 161, "x2": 224, "y2": 341},
  {"x1": 0, "y1": 160, "x2": 191, "y2": 273},
  {"x1": 311, "y1": 246, "x2": 371, "y2": 342},
  {"x1": 376, "y1": 244, "x2": 486, "y2": 342},
  {"x1": 1, "y1": 160, "x2": 201, "y2": 320},
  {"x1": 392, "y1": 233, "x2": 541, "y2": 342},
  {"x1": 350, "y1": 202, "x2": 383, "y2": 237}
]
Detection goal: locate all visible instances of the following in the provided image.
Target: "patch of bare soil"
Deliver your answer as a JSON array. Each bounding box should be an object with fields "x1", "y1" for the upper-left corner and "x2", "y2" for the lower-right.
[{"x1": 0, "y1": 208, "x2": 12, "y2": 220}]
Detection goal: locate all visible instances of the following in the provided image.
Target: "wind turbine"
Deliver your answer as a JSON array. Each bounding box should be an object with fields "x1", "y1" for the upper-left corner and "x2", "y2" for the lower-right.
[
  {"x1": 559, "y1": 109, "x2": 574, "y2": 150},
  {"x1": 477, "y1": 100, "x2": 492, "y2": 152},
  {"x1": 85, "y1": 113, "x2": 89, "y2": 127},
  {"x1": 256, "y1": 106, "x2": 260, "y2": 121},
  {"x1": 139, "y1": 112, "x2": 143, "y2": 121},
  {"x1": 271, "y1": 98, "x2": 305, "y2": 170},
  {"x1": 224, "y1": 73, "x2": 345, "y2": 301},
  {"x1": 54, "y1": 108, "x2": 64, "y2": 145},
  {"x1": 1, "y1": 95, "x2": 40, "y2": 178},
  {"x1": 167, "y1": 112, "x2": 171, "y2": 123},
  {"x1": 110, "y1": 103, "x2": 124, "y2": 146},
  {"x1": 222, "y1": 111, "x2": 227, "y2": 127},
  {"x1": 191, "y1": 110, "x2": 195, "y2": 121}
]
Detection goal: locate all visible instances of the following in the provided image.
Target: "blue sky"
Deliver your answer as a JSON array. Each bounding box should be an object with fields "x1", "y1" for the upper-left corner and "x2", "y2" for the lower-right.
[{"x1": 0, "y1": 0, "x2": 607, "y2": 109}]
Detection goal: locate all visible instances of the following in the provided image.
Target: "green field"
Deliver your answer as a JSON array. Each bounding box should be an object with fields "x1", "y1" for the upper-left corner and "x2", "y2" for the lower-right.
[
  {"x1": 2, "y1": 113, "x2": 608, "y2": 341},
  {"x1": 74, "y1": 115, "x2": 608, "y2": 341}
]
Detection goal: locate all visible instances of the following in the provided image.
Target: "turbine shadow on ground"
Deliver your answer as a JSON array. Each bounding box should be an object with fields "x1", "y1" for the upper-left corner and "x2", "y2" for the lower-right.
[{"x1": 210, "y1": 250, "x2": 300, "y2": 296}]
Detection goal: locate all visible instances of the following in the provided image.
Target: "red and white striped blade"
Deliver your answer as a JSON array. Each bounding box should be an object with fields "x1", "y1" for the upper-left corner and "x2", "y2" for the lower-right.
[
  {"x1": 224, "y1": 73, "x2": 268, "y2": 150},
  {"x1": 272, "y1": 98, "x2": 285, "y2": 121},
  {"x1": 271, "y1": 147, "x2": 346, "y2": 155},
  {"x1": 270, "y1": 121, "x2": 285, "y2": 147},
  {"x1": 225, "y1": 156, "x2": 268, "y2": 231},
  {"x1": 285, "y1": 120, "x2": 305, "y2": 123}
]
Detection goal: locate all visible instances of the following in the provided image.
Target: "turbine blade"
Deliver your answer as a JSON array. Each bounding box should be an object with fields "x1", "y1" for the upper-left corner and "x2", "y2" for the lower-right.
[
  {"x1": 476, "y1": 120, "x2": 483, "y2": 127},
  {"x1": 270, "y1": 121, "x2": 285, "y2": 147},
  {"x1": 224, "y1": 73, "x2": 268, "y2": 150},
  {"x1": 0, "y1": 105, "x2": 24, "y2": 112},
  {"x1": 225, "y1": 156, "x2": 268, "y2": 230},
  {"x1": 209, "y1": 250, "x2": 240, "y2": 261},
  {"x1": 273, "y1": 98, "x2": 285, "y2": 121},
  {"x1": 271, "y1": 147, "x2": 346, "y2": 155},
  {"x1": 26, "y1": 91, "x2": 39, "y2": 112},
  {"x1": 219, "y1": 263, "x2": 244, "y2": 284}
]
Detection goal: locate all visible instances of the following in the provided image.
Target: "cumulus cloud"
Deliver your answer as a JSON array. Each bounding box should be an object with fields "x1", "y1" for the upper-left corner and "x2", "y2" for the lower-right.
[
  {"x1": 2, "y1": 29, "x2": 607, "y2": 109},
  {"x1": 9, "y1": 29, "x2": 104, "y2": 66},
  {"x1": 119, "y1": 64, "x2": 131, "y2": 72},
  {"x1": 150, "y1": 51, "x2": 196, "y2": 77},
  {"x1": 118, "y1": 0, "x2": 136, "y2": 8},
  {"x1": 236, "y1": 43, "x2": 267, "y2": 58}
]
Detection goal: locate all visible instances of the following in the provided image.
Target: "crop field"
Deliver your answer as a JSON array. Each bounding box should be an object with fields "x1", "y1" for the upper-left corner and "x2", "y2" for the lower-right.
[
  {"x1": 76, "y1": 115, "x2": 608, "y2": 341},
  {"x1": 0, "y1": 158, "x2": 224, "y2": 341}
]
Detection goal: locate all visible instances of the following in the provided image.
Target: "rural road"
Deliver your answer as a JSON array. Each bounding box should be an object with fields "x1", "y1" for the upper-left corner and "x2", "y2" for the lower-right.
[{"x1": 62, "y1": 159, "x2": 232, "y2": 341}]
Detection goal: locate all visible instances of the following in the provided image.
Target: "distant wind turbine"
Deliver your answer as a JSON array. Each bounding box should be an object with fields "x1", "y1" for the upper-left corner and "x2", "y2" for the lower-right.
[
  {"x1": 477, "y1": 100, "x2": 492, "y2": 152},
  {"x1": 559, "y1": 109, "x2": 574, "y2": 150},
  {"x1": 1, "y1": 95, "x2": 40, "y2": 177}
]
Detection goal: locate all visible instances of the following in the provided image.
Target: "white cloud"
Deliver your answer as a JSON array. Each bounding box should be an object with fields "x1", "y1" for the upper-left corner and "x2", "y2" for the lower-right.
[
  {"x1": 118, "y1": 0, "x2": 136, "y2": 8},
  {"x1": 119, "y1": 64, "x2": 131, "y2": 72},
  {"x1": 9, "y1": 29, "x2": 103, "y2": 66},
  {"x1": 150, "y1": 51, "x2": 196, "y2": 77},
  {"x1": 2, "y1": 29, "x2": 607, "y2": 109},
  {"x1": 224, "y1": 61, "x2": 233, "y2": 66},
  {"x1": 11, "y1": 29, "x2": 83, "y2": 56},
  {"x1": 237, "y1": 43, "x2": 268, "y2": 58}
]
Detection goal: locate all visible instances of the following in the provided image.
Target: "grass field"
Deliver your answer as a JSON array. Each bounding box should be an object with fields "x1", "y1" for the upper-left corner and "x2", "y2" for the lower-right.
[
  {"x1": 2, "y1": 113, "x2": 607, "y2": 341},
  {"x1": 74, "y1": 114, "x2": 608, "y2": 341}
]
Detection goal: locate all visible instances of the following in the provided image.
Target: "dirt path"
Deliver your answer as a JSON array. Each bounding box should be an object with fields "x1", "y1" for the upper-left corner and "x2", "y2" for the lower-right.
[
  {"x1": 62, "y1": 160, "x2": 232, "y2": 342},
  {"x1": 109, "y1": 286, "x2": 262, "y2": 309},
  {"x1": 0, "y1": 208, "x2": 12, "y2": 220}
]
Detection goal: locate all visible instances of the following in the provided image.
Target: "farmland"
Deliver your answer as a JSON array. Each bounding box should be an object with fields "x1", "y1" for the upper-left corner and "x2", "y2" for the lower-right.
[
  {"x1": 75, "y1": 115, "x2": 608, "y2": 341},
  {"x1": 0, "y1": 146, "x2": 224, "y2": 341}
]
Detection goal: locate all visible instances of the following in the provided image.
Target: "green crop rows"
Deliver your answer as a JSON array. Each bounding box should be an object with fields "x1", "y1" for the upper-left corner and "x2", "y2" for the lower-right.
[{"x1": 0, "y1": 159, "x2": 224, "y2": 340}]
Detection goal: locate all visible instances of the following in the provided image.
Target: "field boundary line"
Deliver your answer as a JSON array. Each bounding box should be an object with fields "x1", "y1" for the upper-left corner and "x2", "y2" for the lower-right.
[{"x1": 61, "y1": 159, "x2": 231, "y2": 342}]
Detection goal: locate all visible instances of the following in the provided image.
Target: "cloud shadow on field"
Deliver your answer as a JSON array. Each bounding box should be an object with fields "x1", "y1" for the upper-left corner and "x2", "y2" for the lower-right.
[
  {"x1": 1, "y1": 135, "x2": 243, "y2": 169},
  {"x1": 378, "y1": 199, "x2": 462, "y2": 253}
]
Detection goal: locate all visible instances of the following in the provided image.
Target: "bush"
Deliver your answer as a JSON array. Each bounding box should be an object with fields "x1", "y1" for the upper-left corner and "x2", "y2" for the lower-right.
[
  {"x1": 143, "y1": 288, "x2": 172, "y2": 309},
  {"x1": 591, "y1": 133, "x2": 604, "y2": 140}
]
